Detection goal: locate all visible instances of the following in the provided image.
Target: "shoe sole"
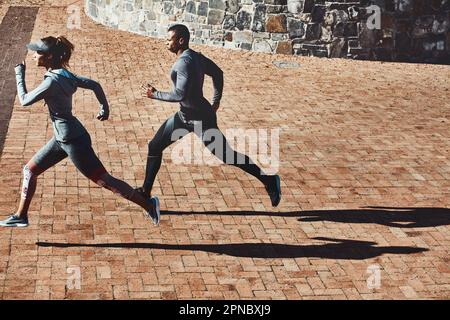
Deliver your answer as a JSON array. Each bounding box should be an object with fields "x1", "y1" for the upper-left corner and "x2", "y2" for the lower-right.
[
  {"x1": 152, "y1": 196, "x2": 161, "y2": 226},
  {"x1": 0, "y1": 223, "x2": 28, "y2": 227}
]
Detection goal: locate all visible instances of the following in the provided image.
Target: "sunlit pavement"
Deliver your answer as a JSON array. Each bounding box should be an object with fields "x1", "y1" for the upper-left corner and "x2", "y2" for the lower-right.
[{"x1": 0, "y1": 1, "x2": 449, "y2": 299}]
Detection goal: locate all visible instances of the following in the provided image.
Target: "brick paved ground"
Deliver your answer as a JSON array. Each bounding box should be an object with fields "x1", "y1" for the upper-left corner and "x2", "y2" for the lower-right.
[
  {"x1": 0, "y1": 6, "x2": 38, "y2": 156},
  {"x1": 0, "y1": 1, "x2": 449, "y2": 300}
]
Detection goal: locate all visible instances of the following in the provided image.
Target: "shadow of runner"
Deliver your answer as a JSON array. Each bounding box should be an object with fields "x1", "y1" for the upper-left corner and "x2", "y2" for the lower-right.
[
  {"x1": 161, "y1": 207, "x2": 450, "y2": 228},
  {"x1": 298, "y1": 207, "x2": 450, "y2": 228},
  {"x1": 36, "y1": 237, "x2": 427, "y2": 260}
]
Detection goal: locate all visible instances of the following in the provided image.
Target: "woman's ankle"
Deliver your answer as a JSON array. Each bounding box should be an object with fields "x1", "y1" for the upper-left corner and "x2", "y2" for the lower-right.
[{"x1": 15, "y1": 212, "x2": 28, "y2": 219}]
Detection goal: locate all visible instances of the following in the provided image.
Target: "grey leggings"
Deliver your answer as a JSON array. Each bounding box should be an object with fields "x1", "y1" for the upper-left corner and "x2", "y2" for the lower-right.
[
  {"x1": 30, "y1": 133, "x2": 107, "y2": 180},
  {"x1": 142, "y1": 112, "x2": 268, "y2": 194},
  {"x1": 23, "y1": 133, "x2": 134, "y2": 200}
]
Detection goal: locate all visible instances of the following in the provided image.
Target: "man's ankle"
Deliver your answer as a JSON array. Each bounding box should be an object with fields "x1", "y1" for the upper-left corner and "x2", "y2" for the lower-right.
[{"x1": 261, "y1": 175, "x2": 273, "y2": 186}]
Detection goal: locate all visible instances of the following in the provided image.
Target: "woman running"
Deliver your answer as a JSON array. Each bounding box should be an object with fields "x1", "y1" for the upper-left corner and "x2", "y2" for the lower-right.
[{"x1": 0, "y1": 36, "x2": 159, "y2": 227}]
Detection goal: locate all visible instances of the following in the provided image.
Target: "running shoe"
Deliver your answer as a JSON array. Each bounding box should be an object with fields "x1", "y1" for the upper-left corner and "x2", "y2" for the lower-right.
[
  {"x1": 265, "y1": 175, "x2": 281, "y2": 207},
  {"x1": 148, "y1": 196, "x2": 160, "y2": 226},
  {"x1": 0, "y1": 214, "x2": 28, "y2": 227},
  {"x1": 135, "y1": 187, "x2": 160, "y2": 226}
]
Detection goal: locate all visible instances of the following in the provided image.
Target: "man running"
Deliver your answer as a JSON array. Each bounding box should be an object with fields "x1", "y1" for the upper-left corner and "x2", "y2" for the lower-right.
[{"x1": 138, "y1": 24, "x2": 281, "y2": 220}]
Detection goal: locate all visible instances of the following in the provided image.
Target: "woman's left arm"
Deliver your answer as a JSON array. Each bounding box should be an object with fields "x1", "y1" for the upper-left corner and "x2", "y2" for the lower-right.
[{"x1": 74, "y1": 74, "x2": 110, "y2": 121}]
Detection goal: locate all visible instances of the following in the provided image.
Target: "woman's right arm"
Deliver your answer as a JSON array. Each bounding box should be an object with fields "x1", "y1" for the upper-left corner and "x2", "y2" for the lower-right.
[{"x1": 15, "y1": 64, "x2": 52, "y2": 107}]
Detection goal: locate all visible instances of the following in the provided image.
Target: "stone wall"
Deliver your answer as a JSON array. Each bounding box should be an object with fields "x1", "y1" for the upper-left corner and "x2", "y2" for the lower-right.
[
  {"x1": 296, "y1": 0, "x2": 450, "y2": 63},
  {"x1": 85, "y1": 0, "x2": 450, "y2": 63}
]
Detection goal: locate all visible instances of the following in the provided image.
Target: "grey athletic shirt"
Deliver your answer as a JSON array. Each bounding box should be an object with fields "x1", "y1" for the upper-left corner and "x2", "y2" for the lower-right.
[
  {"x1": 152, "y1": 48, "x2": 223, "y2": 121},
  {"x1": 15, "y1": 65, "x2": 109, "y2": 142}
]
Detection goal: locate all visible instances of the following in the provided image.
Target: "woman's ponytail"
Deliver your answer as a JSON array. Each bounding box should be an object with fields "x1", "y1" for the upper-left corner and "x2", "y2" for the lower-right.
[
  {"x1": 55, "y1": 35, "x2": 74, "y2": 69},
  {"x1": 41, "y1": 35, "x2": 74, "y2": 69}
]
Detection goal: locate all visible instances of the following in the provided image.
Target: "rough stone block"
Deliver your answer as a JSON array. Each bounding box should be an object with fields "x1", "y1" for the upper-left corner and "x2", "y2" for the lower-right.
[
  {"x1": 287, "y1": 0, "x2": 302, "y2": 14},
  {"x1": 252, "y1": 4, "x2": 266, "y2": 32},
  {"x1": 198, "y1": 2, "x2": 208, "y2": 16},
  {"x1": 224, "y1": 31, "x2": 233, "y2": 41},
  {"x1": 344, "y1": 22, "x2": 358, "y2": 37},
  {"x1": 223, "y1": 14, "x2": 236, "y2": 29},
  {"x1": 264, "y1": 0, "x2": 286, "y2": 5},
  {"x1": 303, "y1": 0, "x2": 314, "y2": 13},
  {"x1": 227, "y1": 0, "x2": 240, "y2": 14},
  {"x1": 163, "y1": 1, "x2": 174, "y2": 14},
  {"x1": 175, "y1": 0, "x2": 187, "y2": 9},
  {"x1": 267, "y1": 5, "x2": 285, "y2": 14},
  {"x1": 239, "y1": 42, "x2": 252, "y2": 50},
  {"x1": 89, "y1": 2, "x2": 98, "y2": 18},
  {"x1": 253, "y1": 39, "x2": 273, "y2": 53},
  {"x1": 236, "y1": 10, "x2": 252, "y2": 30},
  {"x1": 328, "y1": 38, "x2": 346, "y2": 58},
  {"x1": 311, "y1": 4, "x2": 326, "y2": 23},
  {"x1": 233, "y1": 30, "x2": 253, "y2": 42},
  {"x1": 287, "y1": 18, "x2": 306, "y2": 38},
  {"x1": 266, "y1": 14, "x2": 287, "y2": 33},
  {"x1": 305, "y1": 22, "x2": 321, "y2": 40},
  {"x1": 209, "y1": 0, "x2": 226, "y2": 11},
  {"x1": 275, "y1": 40, "x2": 292, "y2": 54},
  {"x1": 186, "y1": 1, "x2": 196, "y2": 14},
  {"x1": 208, "y1": 9, "x2": 225, "y2": 25},
  {"x1": 412, "y1": 16, "x2": 434, "y2": 39}
]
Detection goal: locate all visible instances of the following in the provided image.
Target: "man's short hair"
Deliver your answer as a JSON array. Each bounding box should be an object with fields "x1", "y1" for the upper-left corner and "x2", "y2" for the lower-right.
[{"x1": 168, "y1": 24, "x2": 190, "y2": 44}]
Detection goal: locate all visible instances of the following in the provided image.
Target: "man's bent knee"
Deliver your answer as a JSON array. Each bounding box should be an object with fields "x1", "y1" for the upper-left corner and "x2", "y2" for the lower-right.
[{"x1": 148, "y1": 140, "x2": 163, "y2": 157}]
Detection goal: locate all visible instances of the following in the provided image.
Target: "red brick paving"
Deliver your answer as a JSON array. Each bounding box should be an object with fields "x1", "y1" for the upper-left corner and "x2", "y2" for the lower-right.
[
  {"x1": 0, "y1": 6, "x2": 39, "y2": 155},
  {"x1": 0, "y1": 1, "x2": 449, "y2": 300}
]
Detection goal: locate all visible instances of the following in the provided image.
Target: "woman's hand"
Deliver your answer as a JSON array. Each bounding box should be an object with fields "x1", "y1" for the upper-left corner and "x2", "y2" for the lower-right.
[
  {"x1": 15, "y1": 60, "x2": 26, "y2": 71},
  {"x1": 96, "y1": 106, "x2": 109, "y2": 121}
]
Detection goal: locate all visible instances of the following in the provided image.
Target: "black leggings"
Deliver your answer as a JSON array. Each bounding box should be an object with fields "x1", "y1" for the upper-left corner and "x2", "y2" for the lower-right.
[{"x1": 142, "y1": 112, "x2": 268, "y2": 194}]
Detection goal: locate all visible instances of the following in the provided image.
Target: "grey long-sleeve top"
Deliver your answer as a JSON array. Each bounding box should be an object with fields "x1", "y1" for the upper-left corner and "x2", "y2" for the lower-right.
[
  {"x1": 152, "y1": 48, "x2": 223, "y2": 121},
  {"x1": 15, "y1": 65, "x2": 109, "y2": 142}
]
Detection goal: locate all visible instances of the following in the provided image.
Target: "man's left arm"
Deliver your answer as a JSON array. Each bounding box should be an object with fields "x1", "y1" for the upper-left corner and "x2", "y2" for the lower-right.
[{"x1": 203, "y1": 55, "x2": 223, "y2": 111}]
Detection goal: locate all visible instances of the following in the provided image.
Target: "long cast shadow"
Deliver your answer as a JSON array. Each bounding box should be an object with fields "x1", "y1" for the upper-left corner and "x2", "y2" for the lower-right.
[
  {"x1": 162, "y1": 206, "x2": 450, "y2": 228},
  {"x1": 36, "y1": 237, "x2": 427, "y2": 260}
]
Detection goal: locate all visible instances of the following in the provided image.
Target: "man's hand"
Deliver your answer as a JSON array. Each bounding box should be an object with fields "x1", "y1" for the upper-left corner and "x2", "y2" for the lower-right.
[
  {"x1": 212, "y1": 101, "x2": 220, "y2": 113},
  {"x1": 96, "y1": 107, "x2": 109, "y2": 121},
  {"x1": 141, "y1": 83, "x2": 156, "y2": 98}
]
